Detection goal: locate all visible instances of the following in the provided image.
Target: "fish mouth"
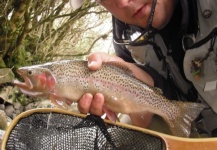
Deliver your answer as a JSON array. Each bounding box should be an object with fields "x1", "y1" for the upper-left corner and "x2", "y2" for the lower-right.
[
  {"x1": 13, "y1": 69, "x2": 50, "y2": 97},
  {"x1": 13, "y1": 69, "x2": 33, "y2": 90}
]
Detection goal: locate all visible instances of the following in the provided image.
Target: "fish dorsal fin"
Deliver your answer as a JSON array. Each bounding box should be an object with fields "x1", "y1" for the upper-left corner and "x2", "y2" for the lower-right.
[{"x1": 104, "y1": 61, "x2": 134, "y2": 76}]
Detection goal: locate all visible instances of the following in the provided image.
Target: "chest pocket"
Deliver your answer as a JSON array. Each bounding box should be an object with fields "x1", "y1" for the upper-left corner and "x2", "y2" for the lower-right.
[{"x1": 184, "y1": 42, "x2": 217, "y2": 113}]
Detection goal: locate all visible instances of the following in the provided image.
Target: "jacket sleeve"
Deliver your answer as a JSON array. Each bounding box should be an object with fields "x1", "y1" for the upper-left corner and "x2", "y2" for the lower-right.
[{"x1": 113, "y1": 42, "x2": 178, "y2": 100}]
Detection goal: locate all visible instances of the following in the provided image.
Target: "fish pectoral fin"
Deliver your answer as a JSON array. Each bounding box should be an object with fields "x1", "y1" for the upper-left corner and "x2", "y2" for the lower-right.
[
  {"x1": 19, "y1": 87, "x2": 48, "y2": 97},
  {"x1": 49, "y1": 94, "x2": 68, "y2": 109}
]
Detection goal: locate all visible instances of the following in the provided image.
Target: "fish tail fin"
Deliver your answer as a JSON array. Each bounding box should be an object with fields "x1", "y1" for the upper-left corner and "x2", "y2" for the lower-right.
[{"x1": 164, "y1": 101, "x2": 205, "y2": 137}]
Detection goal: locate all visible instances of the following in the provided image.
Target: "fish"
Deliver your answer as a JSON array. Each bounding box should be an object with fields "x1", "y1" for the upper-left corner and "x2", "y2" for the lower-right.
[{"x1": 13, "y1": 60, "x2": 205, "y2": 137}]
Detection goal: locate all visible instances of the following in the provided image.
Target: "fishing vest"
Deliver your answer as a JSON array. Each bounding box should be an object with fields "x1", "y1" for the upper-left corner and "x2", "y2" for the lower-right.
[{"x1": 125, "y1": 0, "x2": 217, "y2": 116}]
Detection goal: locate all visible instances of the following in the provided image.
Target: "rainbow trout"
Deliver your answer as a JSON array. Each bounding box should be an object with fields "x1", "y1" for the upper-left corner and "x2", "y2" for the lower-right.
[{"x1": 14, "y1": 60, "x2": 204, "y2": 137}]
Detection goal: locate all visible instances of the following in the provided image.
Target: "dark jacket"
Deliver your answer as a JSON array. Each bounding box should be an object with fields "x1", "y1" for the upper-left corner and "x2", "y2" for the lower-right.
[{"x1": 112, "y1": 0, "x2": 199, "y2": 101}]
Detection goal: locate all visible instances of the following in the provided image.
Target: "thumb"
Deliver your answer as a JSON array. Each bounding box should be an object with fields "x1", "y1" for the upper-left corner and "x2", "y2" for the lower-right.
[
  {"x1": 87, "y1": 53, "x2": 103, "y2": 70},
  {"x1": 88, "y1": 52, "x2": 124, "y2": 70}
]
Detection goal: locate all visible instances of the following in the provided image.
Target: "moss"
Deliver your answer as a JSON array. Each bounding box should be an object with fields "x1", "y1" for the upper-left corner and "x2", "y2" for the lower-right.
[
  {"x1": 0, "y1": 58, "x2": 6, "y2": 68},
  {"x1": 16, "y1": 94, "x2": 41, "y2": 106},
  {"x1": 8, "y1": 45, "x2": 31, "y2": 68}
]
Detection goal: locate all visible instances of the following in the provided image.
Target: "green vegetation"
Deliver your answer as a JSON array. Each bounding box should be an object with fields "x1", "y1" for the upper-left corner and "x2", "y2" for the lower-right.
[{"x1": 0, "y1": 0, "x2": 112, "y2": 104}]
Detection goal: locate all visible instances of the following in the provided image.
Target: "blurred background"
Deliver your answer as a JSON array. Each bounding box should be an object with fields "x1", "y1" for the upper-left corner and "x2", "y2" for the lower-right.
[
  {"x1": 0, "y1": 0, "x2": 113, "y2": 68},
  {"x1": 0, "y1": 0, "x2": 114, "y2": 139}
]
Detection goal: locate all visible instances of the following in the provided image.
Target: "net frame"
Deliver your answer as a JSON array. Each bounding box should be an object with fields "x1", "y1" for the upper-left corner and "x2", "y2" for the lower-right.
[
  {"x1": 2, "y1": 108, "x2": 217, "y2": 150},
  {"x1": 1, "y1": 108, "x2": 165, "y2": 150}
]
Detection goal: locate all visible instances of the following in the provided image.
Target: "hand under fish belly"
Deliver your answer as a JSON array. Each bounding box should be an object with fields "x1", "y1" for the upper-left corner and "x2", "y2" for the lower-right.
[{"x1": 13, "y1": 60, "x2": 205, "y2": 137}]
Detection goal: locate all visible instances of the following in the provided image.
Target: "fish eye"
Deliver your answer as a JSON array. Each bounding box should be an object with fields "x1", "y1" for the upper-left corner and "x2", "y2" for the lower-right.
[{"x1": 28, "y1": 70, "x2": 33, "y2": 75}]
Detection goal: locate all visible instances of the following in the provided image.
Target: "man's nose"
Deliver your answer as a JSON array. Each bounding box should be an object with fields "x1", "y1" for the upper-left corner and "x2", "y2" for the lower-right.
[{"x1": 115, "y1": 0, "x2": 130, "y2": 8}]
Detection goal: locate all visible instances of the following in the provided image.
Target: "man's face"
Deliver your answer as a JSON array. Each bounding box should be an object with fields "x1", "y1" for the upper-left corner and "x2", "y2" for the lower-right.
[{"x1": 100, "y1": 0, "x2": 176, "y2": 29}]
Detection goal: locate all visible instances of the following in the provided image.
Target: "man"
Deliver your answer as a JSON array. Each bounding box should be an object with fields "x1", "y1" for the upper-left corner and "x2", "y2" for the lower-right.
[{"x1": 71, "y1": 0, "x2": 217, "y2": 136}]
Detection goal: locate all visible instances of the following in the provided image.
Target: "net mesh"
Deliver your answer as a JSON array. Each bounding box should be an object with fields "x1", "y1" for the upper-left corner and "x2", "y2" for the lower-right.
[{"x1": 5, "y1": 112, "x2": 164, "y2": 150}]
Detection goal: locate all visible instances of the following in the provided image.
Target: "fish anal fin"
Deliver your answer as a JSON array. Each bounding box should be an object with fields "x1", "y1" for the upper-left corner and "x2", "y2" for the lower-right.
[{"x1": 102, "y1": 105, "x2": 119, "y2": 122}]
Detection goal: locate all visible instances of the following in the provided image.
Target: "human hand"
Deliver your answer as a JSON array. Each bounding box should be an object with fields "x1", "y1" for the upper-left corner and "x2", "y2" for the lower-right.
[
  {"x1": 77, "y1": 52, "x2": 154, "y2": 127},
  {"x1": 77, "y1": 52, "x2": 123, "y2": 121}
]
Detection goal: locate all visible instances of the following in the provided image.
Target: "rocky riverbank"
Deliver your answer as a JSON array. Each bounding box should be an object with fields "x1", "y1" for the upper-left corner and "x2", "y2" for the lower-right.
[{"x1": 0, "y1": 85, "x2": 80, "y2": 148}]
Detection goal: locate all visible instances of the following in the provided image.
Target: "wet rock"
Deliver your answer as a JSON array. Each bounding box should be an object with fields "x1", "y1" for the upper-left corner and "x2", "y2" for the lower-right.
[
  {"x1": 12, "y1": 113, "x2": 17, "y2": 119},
  {"x1": 0, "y1": 104, "x2": 5, "y2": 110},
  {"x1": 13, "y1": 102, "x2": 23, "y2": 111},
  {"x1": 0, "y1": 129, "x2": 5, "y2": 148},
  {"x1": 24, "y1": 103, "x2": 35, "y2": 111},
  {"x1": 15, "y1": 109, "x2": 22, "y2": 116},
  {"x1": 0, "y1": 68, "x2": 14, "y2": 84},
  {"x1": 4, "y1": 105, "x2": 15, "y2": 118},
  {"x1": 0, "y1": 86, "x2": 16, "y2": 104},
  {"x1": 33, "y1": 101, "x2": 41, "y2": 108},
  {"x1": 7, "y1": 116, "x2": 12, "y2": 125},
  {"x1": 36, "y1": 100, "x2": 54, "y2": 108},
  {"x1": 0, "y1": 110, "x2": 7, "y2": 130}
]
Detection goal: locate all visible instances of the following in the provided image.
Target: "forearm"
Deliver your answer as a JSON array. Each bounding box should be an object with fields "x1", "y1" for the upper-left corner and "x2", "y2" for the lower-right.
[{"x1": 126, "y1": 62, "x2": 154, "y2": 86}]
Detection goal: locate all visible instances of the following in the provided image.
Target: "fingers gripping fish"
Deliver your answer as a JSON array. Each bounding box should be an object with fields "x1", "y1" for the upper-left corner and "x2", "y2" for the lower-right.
[{"x1": 13, "y1": 60, "x2": 205, "y2": 137}]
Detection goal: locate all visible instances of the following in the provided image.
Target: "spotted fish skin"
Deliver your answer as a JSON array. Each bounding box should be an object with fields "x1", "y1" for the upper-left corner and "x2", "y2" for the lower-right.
[{"x1": 14, "y1": 60, "x2": 205, "y2": 137}]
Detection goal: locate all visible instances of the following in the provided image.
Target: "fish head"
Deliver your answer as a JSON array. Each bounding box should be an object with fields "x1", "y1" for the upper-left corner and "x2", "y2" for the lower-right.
[{"x1": 13, "y1": 66, "x2": 56, "y2": 97}]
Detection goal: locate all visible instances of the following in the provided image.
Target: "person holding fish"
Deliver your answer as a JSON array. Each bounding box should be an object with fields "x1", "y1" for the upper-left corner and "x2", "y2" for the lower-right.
[
  {"x1": 69, "y1": 0, "x2": 217, "y2": 137},
  {"x1": 13, "y1": 0, "x2": 216, "y2": 138}
]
